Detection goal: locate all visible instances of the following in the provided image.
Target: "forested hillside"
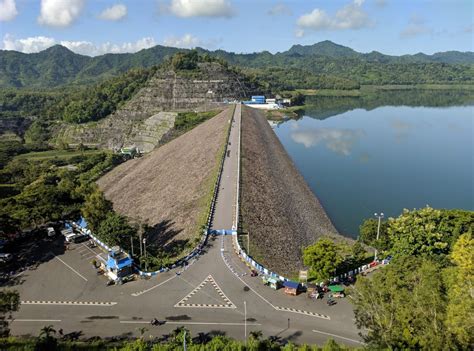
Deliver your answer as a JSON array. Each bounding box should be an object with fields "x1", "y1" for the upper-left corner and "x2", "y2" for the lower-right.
[{"x1": 1, "y1": 40, "x2": 473, "y2": 89}]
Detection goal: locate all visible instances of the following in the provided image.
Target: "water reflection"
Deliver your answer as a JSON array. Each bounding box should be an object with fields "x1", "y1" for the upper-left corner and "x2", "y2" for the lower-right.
[{"x1": 290, "y1": 126, "x2": 364, "y2": 156}]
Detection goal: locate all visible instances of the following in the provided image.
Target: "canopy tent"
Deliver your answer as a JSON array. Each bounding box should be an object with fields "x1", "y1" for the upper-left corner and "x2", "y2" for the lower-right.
[{"x1": 328, "y1": 285, "x2": 345, "y2": 292}]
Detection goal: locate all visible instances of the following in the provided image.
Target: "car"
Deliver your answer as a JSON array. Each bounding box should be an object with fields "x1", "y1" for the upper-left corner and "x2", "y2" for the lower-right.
[
  {"x1": 72, "y1": 234, "x2": 89, "y2": 243},
  {"x1": 47, "y1": 227, "x2": 56, "y2": 237},
  {"x1": 0, "y1": 253, "x2": 13, "y2": 263}
]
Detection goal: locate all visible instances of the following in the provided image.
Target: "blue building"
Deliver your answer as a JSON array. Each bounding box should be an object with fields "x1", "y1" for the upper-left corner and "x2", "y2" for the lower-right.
[
  {"x1": 105, "y1": 246, "x2": 134, "y2": 281},
  {"x1": 243, "y1": 95, "x2": 266, "y2": 105}
]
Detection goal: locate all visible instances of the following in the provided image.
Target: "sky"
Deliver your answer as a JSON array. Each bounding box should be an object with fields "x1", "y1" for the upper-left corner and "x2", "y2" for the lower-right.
[{"x1": 0, "y1": 0, "x2": 473, "y2": 57}]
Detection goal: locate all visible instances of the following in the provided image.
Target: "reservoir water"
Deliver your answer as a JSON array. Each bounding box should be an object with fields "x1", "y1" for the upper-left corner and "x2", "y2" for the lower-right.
[{"x1": 273, "y1": 91, "x2": 474, "y2": 238}]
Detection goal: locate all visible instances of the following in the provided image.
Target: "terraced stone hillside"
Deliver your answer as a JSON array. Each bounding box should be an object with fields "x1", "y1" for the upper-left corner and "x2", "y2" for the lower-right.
[{"x1": 56, "y1": 62, "x2": 255, "y2": 151}]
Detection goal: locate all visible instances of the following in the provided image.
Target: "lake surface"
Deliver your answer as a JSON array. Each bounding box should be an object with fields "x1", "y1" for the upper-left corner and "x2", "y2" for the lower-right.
[{"x1": 273, "y1": 92, "x2": 474, "y2": 238}]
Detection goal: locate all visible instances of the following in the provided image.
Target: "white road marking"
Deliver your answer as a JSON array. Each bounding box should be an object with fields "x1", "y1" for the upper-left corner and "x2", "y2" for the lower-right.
[
  {"x1": 175, "y1": 275, "x2": 236, "y2": 309},
  {"x1": 13, "y1": 319, "x2": 61, "y2": 322},
  {"x1": 221, "y1": 237, "x2": 331, "y2": 320},
  {"x1": 131, "y1": 275, "x2": 176, "y2": 297},
  {"x1": 120, "y1": 321, "x2": 261, "y2": 326},
  {"x1": 312, "y1": 329, "x2": 365, "y2": 345},
  {"x1": 54, "y1": 255, "x2": 88, "y2": 282},
  {"x1": 21, "y1": 301, "x2": 116, "y2": 306}
]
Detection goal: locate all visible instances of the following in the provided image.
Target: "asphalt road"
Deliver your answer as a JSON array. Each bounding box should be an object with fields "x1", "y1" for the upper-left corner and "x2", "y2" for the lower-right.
[
  {"x1": 211, "y1": 103, "x2": 241, "y2": 231},
  {"x1": 3, "y1": 104, "x2": 363, "y2": 346}
]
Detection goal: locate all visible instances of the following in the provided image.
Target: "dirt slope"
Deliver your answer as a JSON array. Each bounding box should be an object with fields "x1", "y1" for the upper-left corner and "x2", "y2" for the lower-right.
[
  {"x1": 240, "y1": 106, "x2": 351, "y2": 276},
  {"x1": 97, "y1": 107, "x2": 232, "y2": 252}
]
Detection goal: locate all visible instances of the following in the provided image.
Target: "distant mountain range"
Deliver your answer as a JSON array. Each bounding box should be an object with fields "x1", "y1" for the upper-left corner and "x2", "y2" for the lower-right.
[{"x1": 1, "y1": 40, "x2": 473, "y2": 88}]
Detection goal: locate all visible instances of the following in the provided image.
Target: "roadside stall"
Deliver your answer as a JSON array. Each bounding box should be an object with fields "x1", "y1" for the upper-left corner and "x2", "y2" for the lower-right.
[
  {"x1": 262, "y1": 276, "x2": 281, "y2": 290},
  {"x1": 283, "y1": 281, "x2": 300, "y2": 296},
  {"x1": 328, "y1": 284, "x2": 345, "y2": 298}
]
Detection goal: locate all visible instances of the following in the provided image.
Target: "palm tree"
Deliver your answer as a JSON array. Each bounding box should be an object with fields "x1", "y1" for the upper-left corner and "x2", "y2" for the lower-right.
[
  {"x1": 39, "y1": 325, "x2": 56, "y2": 340},
  {"x1": 249, "y1": 330, "x2": 263, "y2": 340}
]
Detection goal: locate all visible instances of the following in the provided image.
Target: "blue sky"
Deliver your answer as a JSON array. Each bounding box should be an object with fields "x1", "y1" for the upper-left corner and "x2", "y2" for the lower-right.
[{"x1": 0, "y1": 0, "x2": 472, "y2": 56}]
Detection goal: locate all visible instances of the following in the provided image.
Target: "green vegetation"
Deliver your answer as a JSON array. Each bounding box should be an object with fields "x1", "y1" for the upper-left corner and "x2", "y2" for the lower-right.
[
  {"x1": 1, "y1": 41, "x2": 472, "y2": 90},
  {"x1": 174, "y1": 110, "x2": 222, "y2": 132},
  {"x1": 0, "y1": 327, "x2": 355, "y2": 350},
  {"x1": 61, "y1": 67, "x2": 157, "y2": 123},
  {"x1": 347, "y1": 207, "x2": 474, "y2": 349},
  {"x1": 0, "y1": 290, "x2": 20, "y2": 337},
  {"x1": 0, "y1": 151, "x2": 123, "y2": 232}
]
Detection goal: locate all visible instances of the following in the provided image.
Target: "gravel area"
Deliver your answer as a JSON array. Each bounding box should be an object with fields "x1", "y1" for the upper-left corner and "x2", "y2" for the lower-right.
[{"x1": 240, "y1": 106, "x2": 351, "y2": 276}]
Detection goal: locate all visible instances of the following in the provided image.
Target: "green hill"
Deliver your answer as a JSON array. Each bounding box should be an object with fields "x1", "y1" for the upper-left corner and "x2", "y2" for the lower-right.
[{"x1": 0, "y1": 40, "x2": 473, "y2": 89}]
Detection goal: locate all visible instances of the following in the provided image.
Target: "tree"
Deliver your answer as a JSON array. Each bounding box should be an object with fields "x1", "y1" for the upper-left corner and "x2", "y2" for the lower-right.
[
  {"x1": 351, "y1": 241, "x2": 367, "y2": 264},
  {"x1": 350, "y1": 257, "x2": 451, "y2": 350},
  {"x1": 0, "y1": 290, "x2": 20, "y2": 337},
  {"x1": 302, "y1": 238, "x2": 344, "y2": 282},
  {"x1": 81, "y1": 188, "x2": 112, "y2": 231},
  {"x1": 36, "y1": 325, "x2": 57, "y2": 350},
  {"x1": 96, "y1": 212, "x2": 135, "y2": 248},
  {"x1": 444, "y1": 232, "x2": 474, "y2": 348},
  {"x1": 388, "y1": 207, "x2": 473, "y2": 262},
  {"x1": 358, "y1": 218, "x2": 389, "y2": 252}
]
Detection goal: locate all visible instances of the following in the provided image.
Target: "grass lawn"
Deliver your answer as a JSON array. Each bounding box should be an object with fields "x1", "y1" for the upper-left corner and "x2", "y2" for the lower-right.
[{"x1": 14, "y1": 149, "x2": 105, "y2": 161}]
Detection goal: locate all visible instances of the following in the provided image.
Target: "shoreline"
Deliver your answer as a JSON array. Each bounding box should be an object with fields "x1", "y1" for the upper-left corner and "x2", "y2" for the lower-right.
[{"x1": 240, "y1": 105, "x2": 352, "y2": 277}]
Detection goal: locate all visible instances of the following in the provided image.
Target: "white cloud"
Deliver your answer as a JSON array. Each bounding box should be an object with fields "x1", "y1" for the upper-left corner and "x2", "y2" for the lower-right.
[
  {"x1": 98, "y1": 4, "x2": 127, "y2": 21},
  {"x1": 163, "y1": 34, "x2": 202, "y2": 48},
  {"x1": 38, "y1": 0, "x2": 84, "y2": 27},
  {"x1": 2, "y1": 34, "x2": 157, "y2": 56},
  {"x1": 400, "y1": 15, "x2": 432, "y2": 38},
  {"x1": 268, "y1": 3, "x2": 292, "y2": 16},
  {"x1": 168, "y1": 0, "x2": 234, "y2": 18},
  {"x1": 3, "y1": 34, "x2": 56, "y2": 53},
  {"x1": 296, "y1": 0, "x2": 372, "y2": 34},
  {"x1": 0, "y1": 0, "x2": 18, "y2": 21},
  {"x1": 290, "y1": 128, "x2": 364, "y2": 156}
]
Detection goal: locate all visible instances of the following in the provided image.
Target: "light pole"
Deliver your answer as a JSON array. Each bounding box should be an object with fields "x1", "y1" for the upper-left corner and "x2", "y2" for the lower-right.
[
  {"x1": 143, "y1": 238, "x2": 147, "y2": 271},
  {"x1": 244, "y1": 301, "x2": 247, "y2": 346},
  {"x1": 130, "y1": 235, "x2": 134, "y2": 256},
  {"x1": 374, "y1": 212, "x2": 384, "y2": 262},
  {"x1": 183, "y1": 329, "x2": 187, "y2": 351}
]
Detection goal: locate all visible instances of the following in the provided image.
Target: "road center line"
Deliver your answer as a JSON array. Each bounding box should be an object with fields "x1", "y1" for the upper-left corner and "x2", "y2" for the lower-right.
[
  {"x1": 54, "y1": 254, "x2": 88, "y2": 282},
  {"x1": 312, "y1": 329, "x2": 365, "y2": 345},
  {"x1": 120, "y1": 321, "x2": 261, "y2": 326},
  {"x1": 13, "y1": 319, "x2": 61, "y2": 322}
]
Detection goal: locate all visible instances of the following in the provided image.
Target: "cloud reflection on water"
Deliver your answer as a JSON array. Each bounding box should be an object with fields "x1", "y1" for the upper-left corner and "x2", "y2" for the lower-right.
[{"x1": 290, "y1": 127, "x2": 365, "y2": 156}]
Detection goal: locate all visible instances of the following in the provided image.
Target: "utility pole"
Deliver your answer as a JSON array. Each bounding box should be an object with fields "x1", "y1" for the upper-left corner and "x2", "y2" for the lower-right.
[
  {"x1": 130, "y1": 235, "x2": 134, "y2": 256},
  {"x1": 374, "y1": 212, "x2": 384, "y2": 261},
  {"x1": 143, "y1": 238, "x2": 147, "y2": 271},
  {"x1": 244, "y1": 301, "x2": 247, "y2": 346},
  {"x1": 183, "y1": 330, "x2": 187, "y2": 351},
  {"x1": 139, "y1": 223, "x2": 143, "y2": 258}
]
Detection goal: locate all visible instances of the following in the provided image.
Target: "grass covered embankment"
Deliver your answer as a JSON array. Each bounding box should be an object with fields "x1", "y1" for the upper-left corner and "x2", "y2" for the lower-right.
[
  {"x1": 97, "y1": 107, "x2": 233, "y2": 260},
  {"x1": 240, "y1": 105, "x2": 351, "y2": 276}
]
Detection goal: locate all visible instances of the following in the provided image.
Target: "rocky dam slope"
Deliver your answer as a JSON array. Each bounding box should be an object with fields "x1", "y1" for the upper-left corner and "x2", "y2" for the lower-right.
[
  {"x1": 240, "y1": 106, "x2": 351, "y2": 276},
  {"x1": 56, "y1": 62, "x2": 256, "y2": 152},
  {"x1": 97, "y1": 107, "x2": 233, "y2": 255}
]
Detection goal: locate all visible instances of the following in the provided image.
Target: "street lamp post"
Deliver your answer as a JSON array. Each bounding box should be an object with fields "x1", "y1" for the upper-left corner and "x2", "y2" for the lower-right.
[
  {"x1": 143, "y1": 238, "x2": 147, "y2": 271},
  {"x1": 374, "y1": 212, "x2": 384, "y2": 262},
  {"x1": 244, "y1": 301, "x2": 247, "y2": 346},
  {"x1": 130, "y1": 236, "x2": 134, "y2": 256}
]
